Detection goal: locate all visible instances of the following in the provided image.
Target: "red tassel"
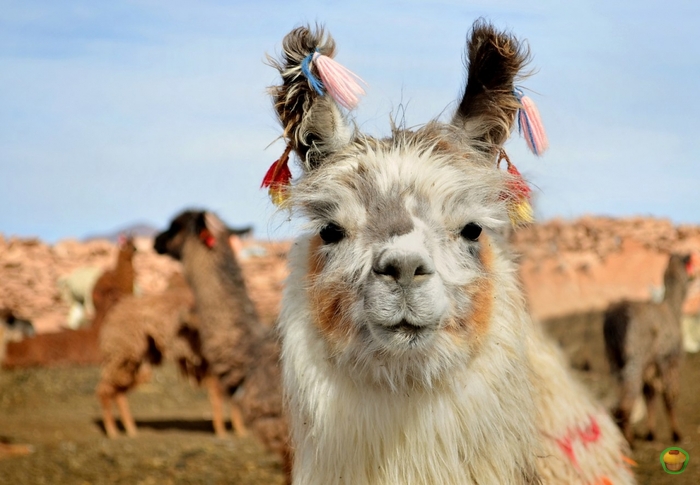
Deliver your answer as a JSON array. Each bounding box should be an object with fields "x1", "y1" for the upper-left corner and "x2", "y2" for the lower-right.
[
  {"x1": 505, "y1": 161, "x2": 531, "y2": 200},
  {"x1": 261, "y1": 145, "x2": 293, "y2": 206},
  {"x1": 199, "y1": 228, "x2": 216, "y2": 249},
  {"x1": 498, "y1": 150, "x2": 533, "y2": 225},
  {"x1": 686, "y1": 253, "x2": 698, "y2": 276}
]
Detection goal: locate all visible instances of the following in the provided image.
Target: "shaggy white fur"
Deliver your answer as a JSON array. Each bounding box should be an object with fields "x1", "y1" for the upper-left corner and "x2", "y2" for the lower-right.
[{"x1": 271, "y1": 22, "x2": 636, "y2": 485}]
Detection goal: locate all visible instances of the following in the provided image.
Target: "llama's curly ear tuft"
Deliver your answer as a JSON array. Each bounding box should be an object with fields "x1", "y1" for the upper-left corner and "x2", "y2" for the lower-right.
[
  {"x1": 452, "y1": 20, "x2": 530, "y2": 154},
  {"x1": 267, "y1": 24, "x2": 355, "y2": 173}
]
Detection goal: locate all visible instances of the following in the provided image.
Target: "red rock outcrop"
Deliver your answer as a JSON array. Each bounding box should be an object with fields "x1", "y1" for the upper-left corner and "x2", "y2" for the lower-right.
[{"x1": 2, "y1": 216, "x2": 699, "y2": 367}]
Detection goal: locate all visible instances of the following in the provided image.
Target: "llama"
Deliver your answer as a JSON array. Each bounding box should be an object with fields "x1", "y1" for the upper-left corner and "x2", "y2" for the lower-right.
[
  {"x1": 268, "y1": 23, "x2": 634, "y2": 484},
  {"x1": 96, "y1": 271, "x2": 200, "y2": 438},
  {"x1": 155, "y1": 210, "x2": 289, "y2": 469},
  {"x1": 0, "y1": 308, "x2": 34, "y2": 364},
  {"x1": 604, "y1": 253, "x2": 695, "y2": 444},
  {"x1": 99, "y1": 210, "x2": 290, "y2": 472},
  {"x1": 151, "y1": 210, "x2": 259, "y2": 434},
  {"x1": 57, "y1": 265, "x2": 103, "y2": 329},
  {"x1": 91, "y1": 235, "x2": 136, "y2": 328}
]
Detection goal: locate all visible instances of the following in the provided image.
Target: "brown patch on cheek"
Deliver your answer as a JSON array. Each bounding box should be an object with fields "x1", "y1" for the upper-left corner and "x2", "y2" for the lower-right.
[
  {"x1": 307, "y1": 235, "x2": 325, "y2": 278},
  {"x1": 449, "y1": 234, "x2": 495, "y2": 341},
  {"x1": 306, "y1": 235, "x2": 356, "y2": 347}
]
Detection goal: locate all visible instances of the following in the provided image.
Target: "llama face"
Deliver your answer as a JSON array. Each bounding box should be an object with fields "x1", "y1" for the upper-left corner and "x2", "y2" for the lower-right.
[
  {"x1": 294, "y1": 128, "x2": 509, "y2": 386},
  {"x1": 154, "y1": 209, "x2": 210, "y2": 259},
  {"x1": 271, "y1": 23, "x2": 529, "y2": 387}
]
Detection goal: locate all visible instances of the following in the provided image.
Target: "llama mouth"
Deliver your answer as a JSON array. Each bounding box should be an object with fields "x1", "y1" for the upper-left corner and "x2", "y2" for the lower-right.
[
  {"x1": 383, "y1": 319, "x2": 434, "y2": 346},
  {"x1": 388, "y1": 320, "x2": 425, "y2": 334}
]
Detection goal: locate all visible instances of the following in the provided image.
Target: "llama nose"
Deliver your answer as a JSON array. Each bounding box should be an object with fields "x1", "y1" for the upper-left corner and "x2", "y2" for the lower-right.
[{"x1": 373, "y1": 249, "x2": 435, "y2": 286}]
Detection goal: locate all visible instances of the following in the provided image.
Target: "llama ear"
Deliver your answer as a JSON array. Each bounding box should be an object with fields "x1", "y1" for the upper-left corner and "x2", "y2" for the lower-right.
[
  {"x1": 203, "y1": 212, "x2": 226, "y2": 238},
  {"x1": 198, "y1": 211, "x2": 229, "y2": 249},
  {"x1": 268, "y1": 25, "x2": 357, "y2": 173},
  {"x1": 452, "y1": 21, "x2": 530, "y2": 154}
]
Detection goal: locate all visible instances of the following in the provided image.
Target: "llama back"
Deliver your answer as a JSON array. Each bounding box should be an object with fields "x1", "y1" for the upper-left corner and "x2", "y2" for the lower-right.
[{"x1": 99, "y1": 279, "x2": 195, "y2": 366}]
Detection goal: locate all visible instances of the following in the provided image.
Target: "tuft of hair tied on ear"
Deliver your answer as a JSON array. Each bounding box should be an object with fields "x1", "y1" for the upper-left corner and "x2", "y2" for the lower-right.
[{"x1": 514, "y1": 87, "x2": 549, "y2": 156}]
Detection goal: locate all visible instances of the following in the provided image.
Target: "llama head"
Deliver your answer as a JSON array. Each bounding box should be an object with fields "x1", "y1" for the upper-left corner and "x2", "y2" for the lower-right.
[
  {"x1": 665, "y1": 253, "x2": 696, "y2": 289},
  {"x1": 117, "y1": 234, "x2": 137, "y2": 260},
  {"x1": 154, "y1": 209, "x2": 228, "y2": 259},
  {"x1": 271, "y1": 22, "x2": 531, "y2": 389}
]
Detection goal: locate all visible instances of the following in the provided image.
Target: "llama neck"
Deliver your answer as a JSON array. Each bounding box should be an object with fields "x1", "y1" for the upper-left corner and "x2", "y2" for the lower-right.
[
  {"x1": 113, "y1": 250, "x2": 135, "y2": 292},
  {"x1": 286, "y1": 336, "x2": 540, "y2": 485},
  {"x1": 182, "y1": 237, "x2": 259, "y2": 330},
  {"x1": 663, "y1": 273, "x2": 688, "y2": 321}
]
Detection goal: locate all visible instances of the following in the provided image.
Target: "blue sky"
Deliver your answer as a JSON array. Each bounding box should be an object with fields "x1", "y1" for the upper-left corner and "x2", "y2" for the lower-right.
[{"x1": 1, "y1": 1, "x2": 698, "y2": 242}]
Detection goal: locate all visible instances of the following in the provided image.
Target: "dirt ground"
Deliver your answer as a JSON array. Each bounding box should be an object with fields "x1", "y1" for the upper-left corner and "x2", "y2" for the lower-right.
[
  {"x1": 0, "y1": 364, "x2": 286, "y2": 485},
  {"x1": 1, "y1": 313, "x2": 698, "y2": 484}
]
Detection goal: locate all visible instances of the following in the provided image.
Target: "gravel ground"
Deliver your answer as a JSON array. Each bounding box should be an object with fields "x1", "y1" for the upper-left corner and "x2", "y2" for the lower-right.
[
  {"x1": 0, "y1": 364, "x2": 285, "y2": 484},
  {"x1": 1, "y1": 313, "x2": 699, "y2": 484}
]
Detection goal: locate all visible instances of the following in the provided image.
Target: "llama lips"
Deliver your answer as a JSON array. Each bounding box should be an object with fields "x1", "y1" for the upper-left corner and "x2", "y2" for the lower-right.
[{"x1": 384, "y1": 319, "x2": 435, "y2": 344}]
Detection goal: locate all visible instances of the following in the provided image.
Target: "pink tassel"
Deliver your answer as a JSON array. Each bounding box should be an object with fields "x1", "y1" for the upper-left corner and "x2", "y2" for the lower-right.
[
  {"x1": 312, "y1": 52, "x2": 366, "y2": 110},
  {"x1": 515, "y1": 90, "x2": 549, "y2": 156}
]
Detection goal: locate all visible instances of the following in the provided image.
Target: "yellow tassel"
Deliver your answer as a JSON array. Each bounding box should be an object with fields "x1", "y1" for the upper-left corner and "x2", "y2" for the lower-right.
[
  {"x1": 268, "y1": 186, "x2": 290, "y2": 207},
  {"x1": 508, "y1": 199, "x2": 534, "y2": 226}
]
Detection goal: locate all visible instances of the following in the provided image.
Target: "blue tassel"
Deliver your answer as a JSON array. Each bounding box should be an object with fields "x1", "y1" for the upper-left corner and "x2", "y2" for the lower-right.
[{"x1": 301, "y1": 51, "x2": 325, "y2": 96}]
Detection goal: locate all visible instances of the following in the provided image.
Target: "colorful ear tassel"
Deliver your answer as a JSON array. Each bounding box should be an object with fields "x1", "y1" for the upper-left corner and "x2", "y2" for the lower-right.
[
  {"x1": 301, "y1": 50, "x2": 366, "y2": 110},
  {"x1": 261, "y1": 145, "x2": 293, "y2": 206},
  {"x1": 499, "y1": 150, "x2": 534, "y2": 226},
  {"x1": 514, "y1": 88, "x2": 548, "y2": 156}
]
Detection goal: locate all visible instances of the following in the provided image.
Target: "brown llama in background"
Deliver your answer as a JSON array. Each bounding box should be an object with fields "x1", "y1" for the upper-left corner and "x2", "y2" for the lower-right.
[
  {"x1": 91, "y1": 235, "x2": 136, "y2": 328},
  {"x1": 604, "y1": 253, "x2": 697, "y2": 444},
  {"x1": 97, "y1": 272, "x2": 198, "y2": 438},
  {"x1": 3, "y1": 237, "x2": 136, "y2": 368}
]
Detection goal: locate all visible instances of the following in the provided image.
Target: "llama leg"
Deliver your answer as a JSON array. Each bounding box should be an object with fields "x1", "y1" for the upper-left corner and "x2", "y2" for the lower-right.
[
  {"x1": 617, "y1": 363, "x2": 644, "y2": 445},
  {"x1": 206, "y1": 376, "x2": 227, "y2": 437},
  {"x1": 99, "y1": 391, "x2": 119, "y2": 438},
  {"x1": 642, "y1": 381, "x2": 656, "y2": 441},
  {"x1": 230, "y1": 399, "x2": 249, "y2": 437},
  {"x1": 115, "y1": 392, "x2": 138, "y2": 437},
  {"x1": 660, "y1": 359, "x2": 682, "y2": 442}
]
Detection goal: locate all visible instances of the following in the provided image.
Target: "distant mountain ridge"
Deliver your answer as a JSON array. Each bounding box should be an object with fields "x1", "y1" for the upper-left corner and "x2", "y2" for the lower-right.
[
  {"x1": 83, "y1": 221, "x2": 254, "y2": 243},
  {"x1": 83, "y1": 222, "x2": 159, "y2": 242}
]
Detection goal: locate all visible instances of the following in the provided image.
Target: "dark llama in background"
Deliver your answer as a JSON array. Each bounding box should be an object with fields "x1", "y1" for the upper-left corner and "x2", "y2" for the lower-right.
[
  {"x1": 98, "y1": 209, "x2": 291, "y2": 479},
  {"x1": 604, "y1": 253, "x2": 696, "y2": 445}
]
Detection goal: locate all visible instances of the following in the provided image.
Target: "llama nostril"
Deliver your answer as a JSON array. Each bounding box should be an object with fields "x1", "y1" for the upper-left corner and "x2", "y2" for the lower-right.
[
  {"x1": 376, "y1": 262, "x2": 400, "y2": 280},
  {"x1": 373, "y1": 250, "x2": 434, "y2": 285},
  {"x1": 414, "y1": 265, "x2": 431, "y2": 277}
]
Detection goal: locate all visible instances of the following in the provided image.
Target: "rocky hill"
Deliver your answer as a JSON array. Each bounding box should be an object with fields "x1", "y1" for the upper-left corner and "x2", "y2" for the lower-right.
[
  {"x1": 2, "y1": 216, "x2": 699, "y2": 365},
  {"x1": 512, "y1": 216, "x2": 700, "y2": 320}
]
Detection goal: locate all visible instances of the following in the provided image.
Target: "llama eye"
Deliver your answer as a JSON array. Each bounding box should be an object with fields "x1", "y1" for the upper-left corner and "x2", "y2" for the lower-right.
[
  {"x1": 460, "y1": 223, "x2": 482, "y2": 241},
  {"x1": 319, "y1": 223, "x2": 345, "y2": 244}
]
